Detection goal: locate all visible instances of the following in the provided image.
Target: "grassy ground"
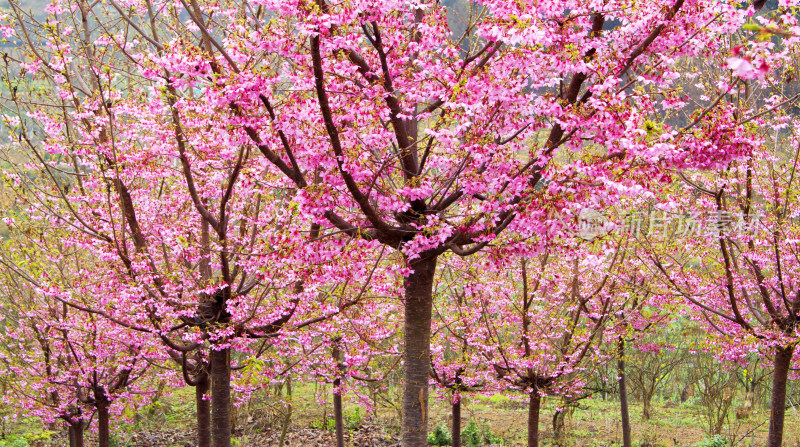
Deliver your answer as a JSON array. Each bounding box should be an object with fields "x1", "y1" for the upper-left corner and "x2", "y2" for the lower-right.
[
  {"x1": 3, "y1": 385, "x2": 800, "y2": 446},
  {"x1": 425, "y1": 394, "x2": 784, "y2": 446}
]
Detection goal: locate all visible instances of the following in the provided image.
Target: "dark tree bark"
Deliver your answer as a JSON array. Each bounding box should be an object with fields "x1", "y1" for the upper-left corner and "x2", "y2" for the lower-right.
[
  {"x1": 768, "y1": 345, "x2": 794, "y2": 447},
  {"x1": 401, "y1": 256, "x2": 437, "y2": 447},
  {"x1": 527, "y1": 393, "x2": 541, "y2": 447},
  {"x1": 333, "y1": 342, "x2": 345, "y2": 447},
  {"x1": 210, "y1": 348, "x2": 231, "y2": 447},
  {"x1": 96, "y1": 392, "x2": 110, "y2": 447},
  {"x1": 618, "y1": 337, "x2": 632, "y2": 447},
  {"x1": 333, "y1": 383, "x2": 344, "y2": 447},
  {"x1": 452, "y1": 399, "x2": 461, "y2": 447},
  {"x1": 196, "y1": 373, "x2": 211, "y2": 447},
  {"x1": 69, "y1": 422, "x2": 84, "y2": 447}
]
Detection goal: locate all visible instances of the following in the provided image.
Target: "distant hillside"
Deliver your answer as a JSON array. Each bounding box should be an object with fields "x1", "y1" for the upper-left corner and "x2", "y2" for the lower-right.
[
  {"x1": 1, "y1": 0, "x2": 782, "y2": 24},
  {"x1": 1, "y1": 0, "x2": 50, "y2": 18}
]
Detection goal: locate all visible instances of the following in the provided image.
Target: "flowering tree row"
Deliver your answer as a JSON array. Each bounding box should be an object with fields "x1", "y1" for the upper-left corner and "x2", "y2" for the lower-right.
[{"x1": 1, "y1": 0, "x2": 800, "y2": 446}]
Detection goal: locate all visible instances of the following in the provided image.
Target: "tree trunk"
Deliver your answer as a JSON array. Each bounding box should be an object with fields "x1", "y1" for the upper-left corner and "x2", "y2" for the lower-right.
[
  {"x1": 97, "y1": 394, "x2": 110, "y2": 447},
  {"x1": 642, "y1": 389, "x2": 652, "y2": 421},
  {"x1": 69, "y1": 423, "x2": 84, "y2": 447},
  {"x1": 618, "y1": 337, "x2": 632, "y2": 447},
  {"x1": 195, "y1": 218, "x2": 216, "y2": 446},
  {"x1": 714, "y1": 407, "x2": 727, "y2": 436},
  {"x1": 401, "y1": 256, "x2": 437, "y2": 447},
  {"x1": 452, "y1": 398, "x2": 461, "y2": 447},
  {"x1": 333, "y1": 386, "x2": 344, "y2": 446},
  {"x1": 767, "y1": 345, "x2": 794, "y2": 447},
  {"x1": 196, "y1": 374, "x2": 211, "y2": 447},
  {"x1": 210, "y1": 348, "x2": 231, "y2": 447},
  {"x1": 527, "y1": 393, "x2": 541, "y2": 447},
  {"x1": 333, "y1": 359, "x2": 345, "y2": 447},
  {"x1": 278, "y1": 374, "x2": 292, "y2": 447},
  {"x1": 553, "y1": 410, "x2": 566, "y2": 445}
]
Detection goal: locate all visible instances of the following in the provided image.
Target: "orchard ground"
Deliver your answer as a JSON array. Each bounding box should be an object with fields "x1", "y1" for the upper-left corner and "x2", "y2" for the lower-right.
[{"x1": 2, "y1": 386, "x2": 798, "y2": 447}]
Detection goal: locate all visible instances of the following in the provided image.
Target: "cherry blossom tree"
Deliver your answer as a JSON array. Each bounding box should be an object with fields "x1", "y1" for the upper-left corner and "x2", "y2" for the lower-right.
[
  {"x1": 635, "y1": 7, "x2": 800, "y2": 440},
  {"x1": 646, "y1": 134, "x2": 800, "y2": 446},
  {"x1": 611, "y1": 276, "x2": 661, "y2": 447},
  {"x1": 0, "y1": 227, "x2": 158, "y2": 447},
  {"x1": 0, "y1": 0, "x2": 764, "y2": 444},
  {"x1": 480, "y1": 249, "x2": 622, "y2": 447},
  {"x1": 259, "y1": 264, "x2": 400, "y2": 447},
  {"x1": 429, "y1": 261, "x2": 494, "y2": 447},
  {"x1": 0, "y1": 5, "x2": 383, "y2": 447}
]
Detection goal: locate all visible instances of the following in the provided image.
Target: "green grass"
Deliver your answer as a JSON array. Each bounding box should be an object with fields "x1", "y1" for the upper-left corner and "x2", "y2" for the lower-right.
[{"x1": 0, "y1": 383, "x2": 795, "y2": 447}]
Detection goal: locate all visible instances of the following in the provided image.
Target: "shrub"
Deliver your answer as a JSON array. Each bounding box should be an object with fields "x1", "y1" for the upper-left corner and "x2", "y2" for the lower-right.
[
  {"x1": 0, "y1": 431, "x2": 55, "y2": 447},
  {"x1": 0, "y1": 437, "x2": 29, "y2": 447},
  {"x1": 695, "y1": 436, "x2": 730, "y2": 447},
  {"x1": 310, "y1": 417, "x2": 336, "y2": 431},
  {"x1": 461, "y1": 419, "x2": 504, "y2": 446},
  {"x1": 344, "y1": 407, "x2": 365, "y2": 430},
  {"x1": 427, "y1": 425, "x2": 452, "y2": 446}
]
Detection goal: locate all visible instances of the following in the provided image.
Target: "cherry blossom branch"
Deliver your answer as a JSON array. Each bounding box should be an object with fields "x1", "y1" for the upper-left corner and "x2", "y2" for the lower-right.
[
  {"x1": 309, "y1": 33, "x2": 402, "y2": 242},
  {"x1": 619, "y1": 0, "x2": 686, "y2": 75}
]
